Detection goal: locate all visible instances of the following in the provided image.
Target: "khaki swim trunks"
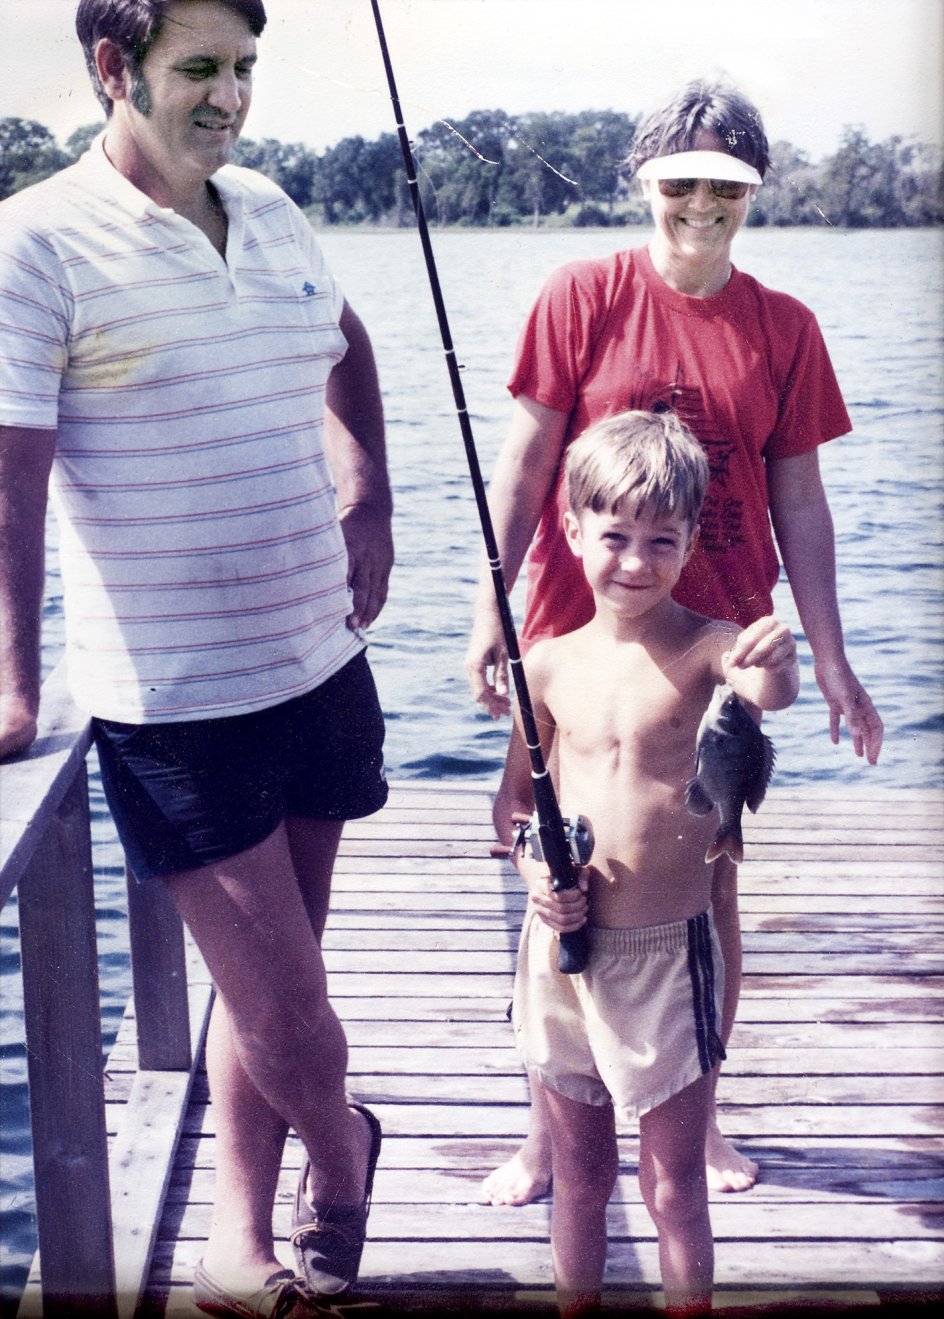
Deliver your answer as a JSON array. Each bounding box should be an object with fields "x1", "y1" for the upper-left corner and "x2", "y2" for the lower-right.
[{"x1": 512, "y1": 907, "x2": 726, "y2": 1118}]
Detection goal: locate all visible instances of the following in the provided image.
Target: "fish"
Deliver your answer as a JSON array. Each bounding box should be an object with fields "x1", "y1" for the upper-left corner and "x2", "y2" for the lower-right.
[{"x1": 684, "y1": 683, "x2": 776, "y2": 864}]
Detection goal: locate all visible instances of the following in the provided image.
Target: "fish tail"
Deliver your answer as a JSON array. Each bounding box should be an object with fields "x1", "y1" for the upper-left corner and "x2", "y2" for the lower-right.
[{"x1": 706, "y1": 820, "x2": 744, "y2": 864}]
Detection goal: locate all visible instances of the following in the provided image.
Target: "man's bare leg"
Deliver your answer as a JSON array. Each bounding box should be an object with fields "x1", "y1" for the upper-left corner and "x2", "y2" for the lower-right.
[
  {"x1": 165, "y1": 818, "x2": 373, "y2": 1294},
  {"x1": 705, "y1": 853, "x2": 758, "y2": 1192}
]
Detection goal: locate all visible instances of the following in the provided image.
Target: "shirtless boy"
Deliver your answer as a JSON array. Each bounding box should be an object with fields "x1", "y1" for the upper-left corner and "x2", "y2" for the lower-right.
[{"x1": 507, "y1": 410, "x2": 800, "y2": 1316}]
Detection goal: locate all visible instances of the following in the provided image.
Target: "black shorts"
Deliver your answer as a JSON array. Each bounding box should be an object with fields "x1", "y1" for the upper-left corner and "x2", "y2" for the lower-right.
[{"x1": 93, "y1": 652, "x2": 388, "y2": 882}]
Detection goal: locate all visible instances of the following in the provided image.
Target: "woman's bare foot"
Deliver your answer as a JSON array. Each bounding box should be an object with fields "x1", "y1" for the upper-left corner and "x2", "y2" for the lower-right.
[
  {"x1": 481, "y1": 1143, "x2": 552, "y2": 1206},
  {"x1": 705, "y1": 1114, "x2": 758, "y2": 1192}
]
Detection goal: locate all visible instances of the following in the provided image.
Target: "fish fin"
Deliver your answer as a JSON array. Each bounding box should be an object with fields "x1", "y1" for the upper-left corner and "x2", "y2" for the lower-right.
[
  {"x1": 746, "y1": 734, "x2": 777, "y2": 814},
  {"x1": 685, "y1": 777, "x2": 715, "y2": 817},
  {"x1": 706, "y1": 821, "x2": 744, "y2": 865}
]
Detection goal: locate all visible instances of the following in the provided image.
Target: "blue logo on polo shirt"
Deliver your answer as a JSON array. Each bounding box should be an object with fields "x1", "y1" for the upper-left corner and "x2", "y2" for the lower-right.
[{"x1": 302, "y1": 282, "x2": 317, "y2": 297}]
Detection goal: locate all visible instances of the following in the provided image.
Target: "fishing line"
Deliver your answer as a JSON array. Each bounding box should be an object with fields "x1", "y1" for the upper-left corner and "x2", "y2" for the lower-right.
[{"x1": 369, "y1": 0, "x2": 589, "y2": 974}]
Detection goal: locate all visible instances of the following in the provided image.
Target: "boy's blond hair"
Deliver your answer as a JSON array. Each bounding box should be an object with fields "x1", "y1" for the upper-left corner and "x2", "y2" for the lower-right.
[{"x1": 566, "y1": 409, "x2": 709, "y2": 530}]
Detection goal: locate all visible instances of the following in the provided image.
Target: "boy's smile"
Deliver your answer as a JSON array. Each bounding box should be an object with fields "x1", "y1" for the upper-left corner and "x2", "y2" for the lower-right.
[{"x1": 564, "y1": 502, "x2": 695, "y2": 623}]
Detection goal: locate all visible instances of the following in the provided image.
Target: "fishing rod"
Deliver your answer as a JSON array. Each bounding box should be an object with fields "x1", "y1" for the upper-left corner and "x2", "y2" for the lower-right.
[{"x1": 368, "y1": 0, "x2": 590, "y2": 975}]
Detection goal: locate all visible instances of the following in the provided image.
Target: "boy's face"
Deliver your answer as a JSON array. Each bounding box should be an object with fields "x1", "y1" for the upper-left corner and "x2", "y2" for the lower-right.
[{"x1": 564, "y1": 500, "x2": 696, "y2": 620}]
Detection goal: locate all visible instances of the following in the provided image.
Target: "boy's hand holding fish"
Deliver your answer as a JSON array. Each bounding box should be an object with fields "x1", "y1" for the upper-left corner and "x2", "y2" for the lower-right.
[
  {"x1": 687, "y1": 615, "x2": 800, "y2": 864},
  {"x1": 720, "y1": 615, "x2": 800, "y2": 712}
]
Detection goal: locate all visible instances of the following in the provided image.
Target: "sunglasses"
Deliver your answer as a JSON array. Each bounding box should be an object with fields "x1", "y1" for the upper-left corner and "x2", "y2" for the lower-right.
[{"x1": 657, "y1": 178, "x2": 751, "y2": 200}]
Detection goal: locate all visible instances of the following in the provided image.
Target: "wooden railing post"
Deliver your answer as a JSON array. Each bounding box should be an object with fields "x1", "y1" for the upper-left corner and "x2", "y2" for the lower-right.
[
  {"x1": 126, "y1": 866, "x2": 192, "y2": 1071},
  {"x1": 17, "y1": 761, "x2": 118, "y2": 1319}
]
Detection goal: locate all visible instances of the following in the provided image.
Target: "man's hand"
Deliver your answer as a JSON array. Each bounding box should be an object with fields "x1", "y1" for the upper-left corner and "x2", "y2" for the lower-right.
[
  {"x1": 814, "y1": 655, "x2": 884, "y2": 765},
  {"x1": 0, "y1": 425, "x2": 55, "y2": 761},
  {"x1": 339, "y1": 503, "x2": 393, "y2": 632}
]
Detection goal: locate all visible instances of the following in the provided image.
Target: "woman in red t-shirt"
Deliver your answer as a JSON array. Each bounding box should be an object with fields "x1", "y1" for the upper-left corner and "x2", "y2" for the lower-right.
[{"x1": 466, "y1": 79, "x2": 883, "y2": 1204}]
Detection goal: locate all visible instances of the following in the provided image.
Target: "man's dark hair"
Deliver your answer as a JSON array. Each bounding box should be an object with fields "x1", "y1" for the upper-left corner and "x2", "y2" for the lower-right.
[
  {"x1": 75, "y1": 0, "x2": 267, "y2": 114},
  {"x1": 627, "y1": 79, "x2": 771, "y2": 180}
]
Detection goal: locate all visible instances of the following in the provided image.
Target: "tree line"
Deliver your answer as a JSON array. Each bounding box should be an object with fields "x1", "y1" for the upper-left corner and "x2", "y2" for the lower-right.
[{"x1": 2, "y1": 110, "x2": 941, "y2": 228}]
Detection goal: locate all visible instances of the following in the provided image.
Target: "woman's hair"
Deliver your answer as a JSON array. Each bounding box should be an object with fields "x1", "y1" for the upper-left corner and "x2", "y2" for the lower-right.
[
  {"x1": 626, "y1": 79, "x2": 770, "y2": 179},
  {"x1": 566, "y1": 409, "x2": 710, "y2": 531},
  {"x1": 75, "y1": 0, "x2": 268, "y2": 114}
]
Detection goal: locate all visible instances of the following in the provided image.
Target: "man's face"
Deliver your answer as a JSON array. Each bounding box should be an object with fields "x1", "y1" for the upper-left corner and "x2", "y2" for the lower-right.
[{"x1": 110, "y1": 1, "x2": 257, "y2": 193}]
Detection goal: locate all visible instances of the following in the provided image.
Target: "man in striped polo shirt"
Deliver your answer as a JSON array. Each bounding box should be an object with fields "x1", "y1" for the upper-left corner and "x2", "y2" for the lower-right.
[{"x1": 0, "y1": 3, "x2": 393, "y2": 1313}]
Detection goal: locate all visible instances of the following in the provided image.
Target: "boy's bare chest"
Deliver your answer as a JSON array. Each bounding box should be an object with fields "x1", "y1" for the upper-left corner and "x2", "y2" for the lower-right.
[{"x1": 548, "y1": 665, "x2": 705, "y2": 771}]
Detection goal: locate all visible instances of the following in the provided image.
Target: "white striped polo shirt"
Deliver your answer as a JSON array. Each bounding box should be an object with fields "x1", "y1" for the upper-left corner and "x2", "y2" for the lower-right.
[{"x1": 0, "y1": 139, "x2": 365, "y2": 723}]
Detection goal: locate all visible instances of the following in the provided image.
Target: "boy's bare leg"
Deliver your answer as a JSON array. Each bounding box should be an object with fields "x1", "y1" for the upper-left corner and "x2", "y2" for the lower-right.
[
  {"x1": 165, "y1": 818, "x2": 373, "y2": 1294},
  {"x1": 536, "y1": 1078, "x2": 618, "y2": 1319},
  {"x1": 638, "y1": 1074, "x2": 714, "y2": 1315},
  {"x1": 706, "y1": 854, "x2": 758, "y2": 1192}
]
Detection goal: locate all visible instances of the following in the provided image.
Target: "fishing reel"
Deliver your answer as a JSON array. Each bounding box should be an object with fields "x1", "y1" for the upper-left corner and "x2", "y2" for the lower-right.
[
  {"x1": 514, "y1": 812, "x2": 594, "y2": 975},
  {"x1": 514, "y1": 813, "x2": 595, "y2": 876}
]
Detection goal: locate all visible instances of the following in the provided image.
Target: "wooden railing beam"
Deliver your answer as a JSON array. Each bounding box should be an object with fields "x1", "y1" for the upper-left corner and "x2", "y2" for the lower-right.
[
  {"x1": 1, "y1": 663, "x2": 92, "y2": 907},
  {"x1": 126, "y1": 867, "x2": 192, "y2": 1071},
  {"x1": 17, "y1": 762, "x2": 118, "y2": 1319}
]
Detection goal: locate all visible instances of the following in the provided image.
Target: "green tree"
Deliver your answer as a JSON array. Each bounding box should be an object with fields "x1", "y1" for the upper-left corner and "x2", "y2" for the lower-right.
[
  {"x1": 750, "y1": 141, "x2": 823, "y2": 226},
  {"x1": 232, "y1": 136, "x2": 318, "y2": 207},
  {"x1": 0, "y1": 118, "x2": 70, "y2": 199},
  {"x1": 499, "y1": 112, "x2": 579, "y2": 226},
  {"x1": 413, "y1": 110, "x2": 511, "y2": 225},
  {"x1": 65, "y1": 123, "x2": 106, "y2": 160},
  {"x1": 819, "y1": 125, "x2": 884, "y2": 227},
  {"x1": 315, "y1": 134, "x2": 374, "y2": 223},
  {"x1": 358, "y1": 133, "x2": 403, "y2": 222},
  {"x1": 568, "y1": 109, "x2": 636, "y2": 217},
  {"x1": 897, "y1": 140, "x2": 944, "y2": 226}
]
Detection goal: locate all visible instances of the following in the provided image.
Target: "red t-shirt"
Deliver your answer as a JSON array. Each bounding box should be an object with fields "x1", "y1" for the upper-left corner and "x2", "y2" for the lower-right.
[{"x1": 508, "y1": 244, "x2": 851, "y2": 643}]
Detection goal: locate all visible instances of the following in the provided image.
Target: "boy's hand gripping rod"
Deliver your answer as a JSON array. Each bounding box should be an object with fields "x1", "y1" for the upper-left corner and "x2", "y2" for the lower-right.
[{"x1": 369, "y1": 0, "x2": 591, "y2": 974}]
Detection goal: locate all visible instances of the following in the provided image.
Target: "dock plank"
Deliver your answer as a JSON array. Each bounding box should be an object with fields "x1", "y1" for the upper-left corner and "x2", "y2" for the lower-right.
[{"x1": 107, "y1": 782, "x2": 944, "y2": 1312}]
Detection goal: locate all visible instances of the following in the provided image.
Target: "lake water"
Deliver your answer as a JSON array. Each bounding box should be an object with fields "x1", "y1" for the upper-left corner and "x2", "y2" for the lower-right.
[{"x1": 1, "y1": 226, "x2": 942, "y2": 1305}]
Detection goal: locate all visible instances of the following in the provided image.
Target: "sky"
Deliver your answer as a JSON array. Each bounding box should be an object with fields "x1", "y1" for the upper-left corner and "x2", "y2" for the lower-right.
[{"x1": 4, "y1": 0, "x2": 942, "y2": 163}]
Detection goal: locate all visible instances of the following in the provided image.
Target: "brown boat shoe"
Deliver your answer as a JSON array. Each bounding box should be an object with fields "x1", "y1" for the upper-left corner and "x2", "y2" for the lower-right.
[
  {"x1": 290, "y1": 1102, "x2": 383, "y2": 1295},
  {"x1": 193, "y1": 1263, "x2": 343, "y2": 1318}
]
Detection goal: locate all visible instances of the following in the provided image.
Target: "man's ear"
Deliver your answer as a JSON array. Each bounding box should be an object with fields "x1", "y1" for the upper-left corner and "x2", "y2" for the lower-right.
[
  {"x1": 563, "y1": 508, "x2": 583, "y2": 558},
  {"x1": 95, "y1": 38, "x2": 131, "y2": 103}
]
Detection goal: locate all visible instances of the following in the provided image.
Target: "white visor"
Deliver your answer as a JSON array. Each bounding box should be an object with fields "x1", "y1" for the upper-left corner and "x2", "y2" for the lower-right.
[{"x1": 636, "y1": 151, "x2": 763, "y2": 186}]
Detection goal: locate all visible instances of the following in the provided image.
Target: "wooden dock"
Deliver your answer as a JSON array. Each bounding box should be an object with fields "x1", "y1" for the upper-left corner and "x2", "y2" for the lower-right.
[{"x1": 86, "y1": 779, "x2": 941, "y2": 1316}]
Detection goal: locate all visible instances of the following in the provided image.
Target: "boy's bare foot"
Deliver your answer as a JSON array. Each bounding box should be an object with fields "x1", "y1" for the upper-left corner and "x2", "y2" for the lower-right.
[
  {"x1": 705, "y1": 1115, "x2": 758, "y2": 1192},
  {"x1": 481, "y1": 1146, "x2": 552, "y2": 1205}
]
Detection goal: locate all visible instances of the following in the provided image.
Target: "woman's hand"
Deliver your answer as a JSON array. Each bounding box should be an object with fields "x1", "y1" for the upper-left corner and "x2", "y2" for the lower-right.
[
  {"x1": 465, "y1": 605, "x2": 512, "y2": 718},
  {"x1": 814, "y1": 655, "x2": 884, "y2": 764}
]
